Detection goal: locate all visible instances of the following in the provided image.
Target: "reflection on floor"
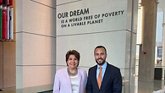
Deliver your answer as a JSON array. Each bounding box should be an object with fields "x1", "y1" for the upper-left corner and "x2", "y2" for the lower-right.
[
  {"x1": 0, "y1": 80, "x2": 165, "y2": 93},
  {"x1": 138, "y1": 80, "x2": 165, "y2": 93},
  {"x1": 0, "y1": 85, "x2": 53, "y2": 93}
]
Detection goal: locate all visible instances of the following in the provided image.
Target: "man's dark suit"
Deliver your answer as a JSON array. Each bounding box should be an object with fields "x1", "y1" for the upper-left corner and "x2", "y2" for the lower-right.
[{"x1": 86, "y1": 63, "x2": 122, "y2": 93}]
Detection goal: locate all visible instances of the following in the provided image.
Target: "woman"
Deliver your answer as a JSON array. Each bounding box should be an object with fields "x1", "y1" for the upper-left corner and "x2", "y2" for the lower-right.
[{"x1": 53, "y1": 50, "x2": 87, "y2": 93}]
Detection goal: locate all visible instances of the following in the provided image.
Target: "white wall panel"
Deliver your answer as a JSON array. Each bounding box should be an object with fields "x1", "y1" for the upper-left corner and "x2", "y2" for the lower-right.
[
  {"x1": 56, "y1": 0, "x2": 138, "y2": 83},
  {"x1": 56, "y1": 0, "x2": 80, "y2": 6},
  {"x1": 56, "y1": 31, "x2": 132, "y2": 76},
  {"x1": 56, "y1": 0, "x2": 129, "y2": 36},
  {"x1": 16, "y1": 0, "x2": 56, "y2": 89},
  {"x1": 21, "y1": 33, "x2": 55, "y2": 65},
  {"x1": 31, "y1": 0, "x2": 56, "y2": 8},
  {"x1": 22, "y1": 0, "x2": 56, "y2": 36},
  {"x1": 16, "y1": 0, "x2": 23, "y2": 32},
  {"x1": 16, "y1": 66, "x2": 23, "y2": 89},
  {"x1": 17, "y1": 66, "x2": 55, "y2": 88},
  {"x1": 16, "y1": 33, "x2": 23, "y2": 65}
]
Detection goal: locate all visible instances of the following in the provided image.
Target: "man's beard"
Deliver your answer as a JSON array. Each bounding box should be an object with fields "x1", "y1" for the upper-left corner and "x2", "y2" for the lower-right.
[{"x1": 96, "y1": 58, "x2": 105, "y2": 66}]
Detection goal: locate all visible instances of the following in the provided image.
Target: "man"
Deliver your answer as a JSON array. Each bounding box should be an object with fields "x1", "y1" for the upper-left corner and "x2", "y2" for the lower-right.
[{"x1": 86, "y1": 45, "x2": 122, "y2": 93}]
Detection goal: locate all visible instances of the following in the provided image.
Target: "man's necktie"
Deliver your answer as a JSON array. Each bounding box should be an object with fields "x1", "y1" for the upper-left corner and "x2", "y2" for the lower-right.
[{"x1": 97, "y1": 66, "x2": 102, "y2": 89}]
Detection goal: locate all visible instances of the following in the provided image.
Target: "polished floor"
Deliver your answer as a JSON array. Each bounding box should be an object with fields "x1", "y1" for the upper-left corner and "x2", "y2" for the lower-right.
[
  {"x1": 0, "y1": 80, "x2": 165, "y2": 93},
  {"x1": 138, "y1": 80, "x2": 165, "y2": 93},
  {"x1": 0, "y1": 85, "x2": 53, "y2": 93}
]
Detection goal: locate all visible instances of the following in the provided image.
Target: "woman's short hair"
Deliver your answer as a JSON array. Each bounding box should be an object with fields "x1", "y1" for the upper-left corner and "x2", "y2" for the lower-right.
[{"x1": 66, "y1": 50, "x2": 80, "y2": 62}]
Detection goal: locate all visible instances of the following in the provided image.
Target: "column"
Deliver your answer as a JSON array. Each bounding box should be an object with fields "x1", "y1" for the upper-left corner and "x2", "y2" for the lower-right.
[
  {"x1": 162, "y1": 10, "x2": 165, "y2": 80},
  {"x1": 138, "y1": 0, "x2": 158, "y2": 82}
]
